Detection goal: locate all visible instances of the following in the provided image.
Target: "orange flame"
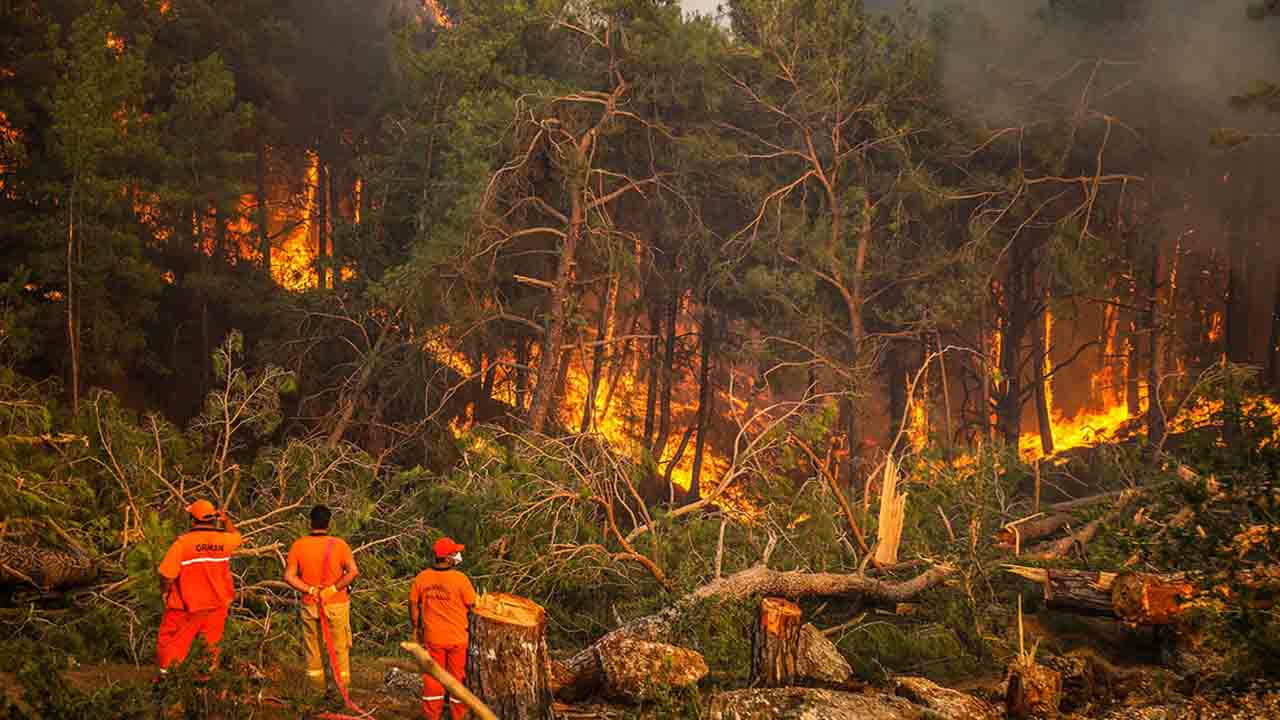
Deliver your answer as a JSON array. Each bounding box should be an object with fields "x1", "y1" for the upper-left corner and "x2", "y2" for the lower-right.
[{"x1": 422, "y1": 0, "x2": 454, "y2": 28}]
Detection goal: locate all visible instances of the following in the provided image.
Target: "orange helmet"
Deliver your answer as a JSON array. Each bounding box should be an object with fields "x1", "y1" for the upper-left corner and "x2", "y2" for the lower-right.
[
  {"x1": 186, "y1": 499, "x2": 218, "y2": 521},
  {"x1": 433, "y1": 537, "x2": 464, "y2": 558}
]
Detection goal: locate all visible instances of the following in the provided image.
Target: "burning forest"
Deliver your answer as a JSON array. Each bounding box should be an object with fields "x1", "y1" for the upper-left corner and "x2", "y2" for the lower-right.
[{"x1": 2, "y1": 0, "x2": 1280, "y2": 718}]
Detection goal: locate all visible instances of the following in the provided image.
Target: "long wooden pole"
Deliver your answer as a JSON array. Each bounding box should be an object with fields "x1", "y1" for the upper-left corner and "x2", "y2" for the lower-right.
[{"x1": 401, "y1": 642, "x2": 497, "y2": 720}]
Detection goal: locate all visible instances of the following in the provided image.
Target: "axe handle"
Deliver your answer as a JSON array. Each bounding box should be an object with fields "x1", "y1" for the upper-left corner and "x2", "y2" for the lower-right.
[{"x1": 400, "y1": 642, "x2": 497, "y2": 720}]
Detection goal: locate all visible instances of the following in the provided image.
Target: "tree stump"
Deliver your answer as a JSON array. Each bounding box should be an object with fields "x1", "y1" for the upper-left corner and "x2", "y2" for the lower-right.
[
  {"x1": 1112, "y1": 572, "x2": 1191, "y2": 625},
  {"x1": 466, "y1": 592, "x2": 554, "y2": 720},
  {"x1": 751, "y1": 597, "x2": 802, "y2": 687},
  {"x1": 1006, "y1": 660, "x2": 1062, "y2": 719}
]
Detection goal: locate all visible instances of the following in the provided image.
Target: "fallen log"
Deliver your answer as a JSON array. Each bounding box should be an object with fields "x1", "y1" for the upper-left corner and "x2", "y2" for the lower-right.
[
  {"x1": 554, "y1": 562, "x2": 952, "y2": 700},
  {"x1": 894, "y1": 676, "x2": 1000, "y2": 720},
  {"x1": 553, "y1": 636, "x2": 707, "y2": 702},
  {"x1": 1111, "y1": 572, "x2": 1191, "y2": 626},
  {"x1": 996, "y1": 513, "x2": 1075, "y2": 548},
  {"x1": 598, "y1": 637, "x2": 707, "y2": 702},
  {"x1": 465, "y1": 593, "x2": 554, "y2": 720},
  {"x1": 1022, "y1": 517, "x2": 1107, "y2": 561},
  {"x1": 752, "y1": 597, "x2": 802, "y2": 687},
  {"x1": 0, "y1": 539, "x2": 97, "y2": 591},
  {"x1": 1005, "y1": 566, "x2": 1118, "y2": 617},
  {"x1": 689, "y1": 562, "x2": 955, "y2": 603},
  {"x1": 797, "y1": 623, "x2": 852, "y2": 684},
  {"x1": 1005, "y1": 566, "x2": 1193, "y2": 626}
]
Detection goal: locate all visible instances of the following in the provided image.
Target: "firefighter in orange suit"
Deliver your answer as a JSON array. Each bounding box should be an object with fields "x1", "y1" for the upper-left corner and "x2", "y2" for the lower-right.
[
  {"x1": 156, "y1": 499, "x2": 242, "y2": 672},
  {"x1": 283, "y1": 504, "x2": 360, "y2": 693},
  {"x1": 410, "y1": 537, "x2": 476, "y2": 720}
]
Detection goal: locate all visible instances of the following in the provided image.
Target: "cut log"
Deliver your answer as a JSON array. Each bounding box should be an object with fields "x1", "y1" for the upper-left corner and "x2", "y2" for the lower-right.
[
  {"x1": 996, "y1": 513, "x2": 1074, "y2": 548},
  {"x1": 797, "y1": 623, "x2": 852, "y2": 684},
  {"x1": 552, "y1": 637, "x2": 707, "y2": 702},
  {"x1": 1005, "y1": 566, "x2": 1118, "y2": 617},
  {"x1": 1111, "y1": 572, "x2": 1191, "y2": 626},
  {"x1": 1023, "y1": 517, "x2": 1107, "y2": 561},
  {"x1": 894, "y1": 676, "x2": 1000, "y2": 720},
  {"x1": 465, "y1": 593, "x2": 554, "y2": 720},
  {"x1": 752, "y1": 597, "x2": 802, "y2": 687},
  {"x1": 0, "y1": 539, "x2": 97, "y2": 591},
  {"x1": 1006, "y1": 660, "x2": 1062, "y2": 719},
  {"x1": 596, "y1": 637, "x2": 707, "y2": 702},
  {"x1": 708, "y1": 687, "x2": 925, "y2": 720}
]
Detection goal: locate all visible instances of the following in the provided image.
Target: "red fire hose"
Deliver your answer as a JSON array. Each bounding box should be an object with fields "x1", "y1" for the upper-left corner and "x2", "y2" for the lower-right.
[{"x1": 312, "y1": 594, "x2": 375, "y2": 720}]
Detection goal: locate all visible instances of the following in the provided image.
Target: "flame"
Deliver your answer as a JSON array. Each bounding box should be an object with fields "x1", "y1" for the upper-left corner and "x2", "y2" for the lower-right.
[
  {"x1": 270, "y1": 151, "x2": 320, "y2": 290},
  {"x1": 1207, "y1": 311, "x2": 1223, "y2": 344},
  {"x1": 105, "y1": 31, "x2": 126, "y2": 55},
  {"x1": 422, "y1": 0, "x2": 454, "y2": 28}
]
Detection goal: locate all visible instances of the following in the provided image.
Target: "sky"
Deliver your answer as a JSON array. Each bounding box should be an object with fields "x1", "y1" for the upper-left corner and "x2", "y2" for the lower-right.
[{"x1": 679, "y1": 0, "x2": 720, "y2": 16}]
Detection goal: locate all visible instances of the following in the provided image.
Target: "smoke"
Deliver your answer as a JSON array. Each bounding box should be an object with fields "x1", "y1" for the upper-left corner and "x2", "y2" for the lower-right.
[{"x1": 918, "y1": 0, "x2": 1280, "y2": 136}]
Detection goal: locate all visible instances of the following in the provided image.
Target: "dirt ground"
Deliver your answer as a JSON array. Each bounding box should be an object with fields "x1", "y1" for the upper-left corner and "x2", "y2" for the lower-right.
[{"x1": 0, "y1": 655, "x2": 427, "y2": 719}]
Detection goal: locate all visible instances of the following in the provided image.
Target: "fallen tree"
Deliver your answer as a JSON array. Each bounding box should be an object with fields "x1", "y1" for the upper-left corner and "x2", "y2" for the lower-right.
[
  {"x1": 553, "y1": 556, "x2": 953, "y2": 700},
  {"x1": 0, "y1": 539, "x2": 97, "y2": 592},
  {"x1": 1005, "y1": 566, "x2": 1191, "y2": 625}
]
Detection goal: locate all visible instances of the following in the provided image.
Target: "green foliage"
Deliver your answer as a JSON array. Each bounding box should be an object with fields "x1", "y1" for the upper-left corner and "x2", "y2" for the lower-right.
[{"x1": 667, "y1": 597, "x2": 755, "y2": 686}]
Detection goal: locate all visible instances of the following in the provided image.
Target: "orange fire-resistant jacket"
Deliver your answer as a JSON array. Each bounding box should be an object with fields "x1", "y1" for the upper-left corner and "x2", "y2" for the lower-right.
[
  {"x1": 410, "y1": 567, "x2": 477, "y2": 647},
  {"x1": 286, "y1": 532, "x2": 356, "y2": 605},
  {"x1": 158, "y1": 526, "x2": 242, "y2": 612}
]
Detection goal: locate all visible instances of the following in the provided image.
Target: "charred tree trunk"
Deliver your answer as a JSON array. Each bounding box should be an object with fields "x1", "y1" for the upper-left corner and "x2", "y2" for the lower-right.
[
  {"x1": 466, "y1": 593, "x2": 554, "y2": 720},
  {"x1": 1031, "y1": 280, "x2": 1055, "y2": 456},
  {"x1": 886, "y1": 342, "x2": 907, "y2": 448},
  {"x1": 515, "y1": 337, "x2": 531, "y2": 414},
  {"x1": 979, "y1": 291, "x2": 993, "y2": 445},
  {"x1": 1269, "y1": 266, "x2": 1280, "y2": 393},
  {"x1": 527, "y1": 198, "x2": 583, "y2": 434},
  {"x1": 317, "y1": 155, "x2": 329, "y2": 290},
  {"x1": 752, "y1": 597, "x2": 802, "y2": 687},
  {"x1": 1146, "y1": 242, "x2": 1166, "y2": 452},
  {"x1": 581, "y1": 277, "x2": 615, "y2": 433},
  {"x1": 998, "y1": 243, "x2": 1029, "y2": 446},
  {"x1": 689, "y1": 305, "x2": 714, "y2": 501},
  {"x1": 643, "y1": 305, "x2": 661, "y2": 448},
  {"x1": 256, "y1": 142, "x2": 270, "y2": 276},
  {"x1": 652, "y1": 290, "x2": 680, "y2": 461},
  {"x1": 65, "y1": 179, "x2": 79, "y2": 415}
]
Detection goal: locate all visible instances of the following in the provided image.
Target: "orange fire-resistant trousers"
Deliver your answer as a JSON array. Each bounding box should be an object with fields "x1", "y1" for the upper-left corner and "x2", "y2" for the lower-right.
[
  {"x1": 421, "y1": 643, "x2": 467, "y2": 720},
  {"x1": 157, "y1": 605, "x2": 229, "y2": 671}
]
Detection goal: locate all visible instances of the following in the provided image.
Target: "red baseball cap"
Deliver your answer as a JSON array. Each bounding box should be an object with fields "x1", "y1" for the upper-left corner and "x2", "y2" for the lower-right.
[
  {"x1": 187, "y1": 499, "x2": 218, "y2": 521},
  {"x1": 433, "y1": 537, "x2": 465, "y2": 557}
]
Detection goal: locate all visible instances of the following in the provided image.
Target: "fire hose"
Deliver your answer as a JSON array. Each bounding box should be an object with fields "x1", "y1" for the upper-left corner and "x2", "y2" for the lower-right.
[
  {"x1": 313, "y1": 594, "x2": 374, "y2": 720},
  {"x1": 310, "y1": 605, "x2": 496, "y2": 720}
]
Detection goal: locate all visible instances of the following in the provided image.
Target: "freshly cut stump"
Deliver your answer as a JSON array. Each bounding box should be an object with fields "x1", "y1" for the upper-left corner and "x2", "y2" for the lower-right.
[
  {"x1": 1112, "y1": 572, "x2": 1191, "y2": 625},
  {"x1": 466, "y1": 592, "x2": 554, "y2": 720},
  {"x1": 1006, "y1": 660, "x2": 1062, "y2": 719},
  {"x1": 752, "y1": 597, "x2": 803, "y2": 687}
]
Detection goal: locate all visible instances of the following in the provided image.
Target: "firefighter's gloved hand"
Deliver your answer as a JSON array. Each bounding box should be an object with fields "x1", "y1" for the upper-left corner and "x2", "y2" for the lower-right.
[{"x1": 319, "y1": 585, "x2": 338, "y2": 601}]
